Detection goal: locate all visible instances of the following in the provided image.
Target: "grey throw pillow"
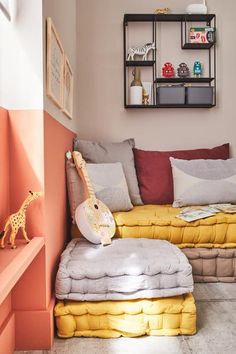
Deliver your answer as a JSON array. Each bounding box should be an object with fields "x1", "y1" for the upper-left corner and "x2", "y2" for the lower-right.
[
  {"x1": 73, "y1": 138, "x2": 143, "y2": 205},
  {"x1": 170, "y1": 157, "x2": 236, "y2": 207},
  {"x1": 86, "y1": 163, "x2": 133, "y2": 212}
]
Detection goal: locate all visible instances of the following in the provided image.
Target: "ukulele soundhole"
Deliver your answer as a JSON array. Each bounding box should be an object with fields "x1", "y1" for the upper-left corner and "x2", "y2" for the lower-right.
[{"x1": 94, "y1": 204, "x2": 99, "y2": 210}]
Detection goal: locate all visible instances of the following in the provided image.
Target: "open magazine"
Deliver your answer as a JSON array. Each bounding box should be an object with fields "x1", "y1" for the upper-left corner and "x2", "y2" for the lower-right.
[
  {"x1": 176, "y1": 204, "x2": 236, "y2": 222},
  {"x1": 209, "y1": 204, "x2": 236, "y2": 214}
]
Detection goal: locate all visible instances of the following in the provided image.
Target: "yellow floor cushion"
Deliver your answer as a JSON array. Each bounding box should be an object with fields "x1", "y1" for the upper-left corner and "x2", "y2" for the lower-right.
[
  {"x1": 55, "y1": 293, "x2": 196, "y2": 338},
  {"x1": 113, "y1": 205, "x2": 236, "y2": 248}
]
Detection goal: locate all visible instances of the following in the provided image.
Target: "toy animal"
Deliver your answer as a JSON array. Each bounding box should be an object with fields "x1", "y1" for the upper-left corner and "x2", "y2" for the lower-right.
[
  {"x1": 162, "y1": 62, "x2": 175, "y2": 78},
  {"x1": 154, "y1": 8, "x2": 171, "y2": 14},
  {"x1": 177, "y1": 63, "x2": 190, "y2": 78},
  {"x1": 143, "y1": 92, "x2": 150, "y2": 105},
  {"x1": 193, "y1": 61, "x2": 202, "y2": 77},
  {"x1": 0, "y1": 191, "x2": 43, "y2": 249},
  {"x1": 127, "y1": 42, "x2": 155, "y2": 61}
]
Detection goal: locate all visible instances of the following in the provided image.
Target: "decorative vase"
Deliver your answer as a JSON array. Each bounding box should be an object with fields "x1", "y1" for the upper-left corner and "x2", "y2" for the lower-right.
[
  {"x1": 130, "y1": 86, "x2": 143, "y2": 105},
  {"x1": 130, "y1": 68, "x2": 143, "y2": 104},
  {"x1": 186, "y1": 1, "x2": 208, "y2": 15}
]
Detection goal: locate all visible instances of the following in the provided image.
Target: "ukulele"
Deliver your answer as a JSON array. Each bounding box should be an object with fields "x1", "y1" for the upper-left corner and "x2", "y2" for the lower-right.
[{"x1": 72, "y1": 151, "x2": 116, "y2": 246}]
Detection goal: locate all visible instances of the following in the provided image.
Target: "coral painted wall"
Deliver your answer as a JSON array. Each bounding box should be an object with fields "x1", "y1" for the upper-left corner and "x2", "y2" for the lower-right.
[
  {"x1": 44, "y1": 111, "x2": 75, "y2": 305},
  {"x1": 0, "y1": 108, "x2": 75, "y2": 352},
  {"x1": 0, "y1": 108, "x2": 13, "y2": 354},
  {"x1": 8, "y1": 110, "x2": 44, "y2": 238},
  {"x1": 0, "y1": 1, "x2": 77, "y2": 351},
  {"x1": 0, "y1": 108, "x2": 10, "y2": 230}
]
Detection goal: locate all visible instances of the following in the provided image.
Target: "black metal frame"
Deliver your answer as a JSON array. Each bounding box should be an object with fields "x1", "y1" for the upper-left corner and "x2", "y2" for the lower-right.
[{"x1": 124, "y1": 13, "x2": 216, "y2": 108}]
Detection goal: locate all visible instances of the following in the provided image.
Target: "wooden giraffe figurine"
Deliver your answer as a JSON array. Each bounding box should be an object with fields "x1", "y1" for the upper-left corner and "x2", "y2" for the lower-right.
[{"x1": 0, "y1": 191, "x2": 43, "y2": 249}]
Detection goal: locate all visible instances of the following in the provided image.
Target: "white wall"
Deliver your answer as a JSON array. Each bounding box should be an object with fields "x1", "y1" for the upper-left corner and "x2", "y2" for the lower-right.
[
  {"x1": 77, "y1": 0, "x2": 236, "y2": 156},
  {"x1": 0, "y1": 0, "x2": 43, "y2": 109},
  {"x1": 43, "y1": 0, "x2": 79, "y2": 132}
]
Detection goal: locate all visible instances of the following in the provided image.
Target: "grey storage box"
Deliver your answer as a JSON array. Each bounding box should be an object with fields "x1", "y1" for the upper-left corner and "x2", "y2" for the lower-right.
[
  {"x1": 187, "y1": 86, "x2": 213, "y2": 105},
  {"x1": 157, "y1": 86, "x2": 185, "y2": 105}
]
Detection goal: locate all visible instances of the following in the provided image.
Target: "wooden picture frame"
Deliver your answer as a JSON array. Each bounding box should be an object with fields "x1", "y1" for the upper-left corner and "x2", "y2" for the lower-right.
[
  {"x1": 62, "y1": 56, "x2": 73, "y2": 119},
  {"x1": 46, "y1": 17, "x2": 64, "y2": 108}
]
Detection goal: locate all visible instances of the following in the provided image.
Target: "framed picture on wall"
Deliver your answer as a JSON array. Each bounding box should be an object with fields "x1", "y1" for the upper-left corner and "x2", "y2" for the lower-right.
[
  {"x1": 62, "y1": 56, "x2": 73, "y2": 119},
  {"x1": 46, "y1": 17, "x2": 64, "y2": 108}
]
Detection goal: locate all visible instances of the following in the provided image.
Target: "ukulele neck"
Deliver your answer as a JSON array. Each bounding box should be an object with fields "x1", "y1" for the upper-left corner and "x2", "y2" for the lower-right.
[{"x1": 80, "y1": 165, "x2": 96, "y2": 200}]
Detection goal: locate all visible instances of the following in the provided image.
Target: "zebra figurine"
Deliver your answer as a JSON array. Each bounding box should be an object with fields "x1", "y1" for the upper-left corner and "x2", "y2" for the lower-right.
[{"x1": 127, "y1": 42, "x2": 155, "y2": 61}]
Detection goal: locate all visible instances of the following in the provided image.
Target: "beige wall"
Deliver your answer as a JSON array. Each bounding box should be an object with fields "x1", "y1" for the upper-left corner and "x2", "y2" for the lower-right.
[
  {"x1": 77, "y1": 0, "x2": 236, "y2": 155},
  {"x1": 0, "y1": 0, "x2": 43, "y2": 109},
  {"x1": 43, "y1": 0, "x2": 79, "y2": 131}
]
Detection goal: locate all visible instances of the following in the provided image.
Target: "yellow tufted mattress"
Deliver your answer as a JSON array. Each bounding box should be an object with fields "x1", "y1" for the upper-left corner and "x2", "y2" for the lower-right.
[
  {"x1": 113, "y1": 205, "x2": 236, "y2": 248},
  {"x1": 55, "y1": 293, "x2": 196, "y2": 338}
]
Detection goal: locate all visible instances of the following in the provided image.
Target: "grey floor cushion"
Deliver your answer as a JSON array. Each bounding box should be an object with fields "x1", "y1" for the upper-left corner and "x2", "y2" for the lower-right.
[{"x1": 56, "y1": 238, "x2": 193, "y2": 301}]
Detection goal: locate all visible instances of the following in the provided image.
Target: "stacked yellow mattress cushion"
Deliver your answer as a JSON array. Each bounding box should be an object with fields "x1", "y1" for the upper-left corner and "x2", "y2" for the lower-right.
[
  {"x1": 113, "y1": 205, "x2": 236, "y2": 248},
  {"x1": 55, "y1": 293, "x2": 196, "y2": 338}
]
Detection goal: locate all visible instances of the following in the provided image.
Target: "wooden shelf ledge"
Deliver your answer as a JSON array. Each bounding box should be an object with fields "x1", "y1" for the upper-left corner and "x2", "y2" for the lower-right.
[{"x1": 0, "y1": 237, "x2": 44, "y2": 304}]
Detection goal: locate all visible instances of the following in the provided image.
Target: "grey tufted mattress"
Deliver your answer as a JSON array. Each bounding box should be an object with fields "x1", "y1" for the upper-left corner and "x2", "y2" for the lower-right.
[{"x1": 55, "y1": 238, "x2": 193, "y2": 301}]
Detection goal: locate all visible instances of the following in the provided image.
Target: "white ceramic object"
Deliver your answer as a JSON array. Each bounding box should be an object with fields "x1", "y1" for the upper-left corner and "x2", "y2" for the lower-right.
[
  {"x1": 186, "y1": 1, "x2": 207, "y2": 15},
  {"x1": 130, "y1": 86, "x2": 143, "y2": 105}
]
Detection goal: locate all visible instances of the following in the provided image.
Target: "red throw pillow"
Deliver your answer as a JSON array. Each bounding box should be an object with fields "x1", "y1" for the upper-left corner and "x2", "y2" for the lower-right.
[{"x1": 133, "y1": 143, "x2": 230, "y2": 204}]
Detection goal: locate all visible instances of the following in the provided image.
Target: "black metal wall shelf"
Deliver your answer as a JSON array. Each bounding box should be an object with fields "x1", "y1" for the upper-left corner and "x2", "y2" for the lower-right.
[
  {"x1": 125, "y1": 104, "x2": 215, "y2": 109},
  {"x1": 126, "y1": 60, "x2": 155, "y2": 67},
  {"x1": 182, "y1": 43, "x2": 215, "y2": 50},
  {"x1": 124, "y1": 14, "x2": 215, "y2": 23},
  {"x1": 154, "y1": 77, "x2": 215, "y2": 83},
  {"x1": 123, "y1": 13, "x2": 216, "y2": 109}
]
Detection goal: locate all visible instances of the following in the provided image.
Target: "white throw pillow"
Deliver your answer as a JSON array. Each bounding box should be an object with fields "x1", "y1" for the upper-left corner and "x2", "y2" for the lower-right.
[
  {"x1": 86, "y1": 162, "x2": 133, "y2": 212},
  {"x1": 170, "y1": 157, "x2": 236, "y2": 207}
]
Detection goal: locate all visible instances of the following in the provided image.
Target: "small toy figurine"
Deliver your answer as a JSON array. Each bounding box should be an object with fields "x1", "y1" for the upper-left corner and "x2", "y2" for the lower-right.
[
  {"x1": 0, "y1": 191, "x2": 43, "y2": 249},
  {"x1": 193, "y1": 61, "x2": 202, "y2": 77},
  {"x1": 154, "y1": 8, "x2": 171, "y2": 14},
  {"x1": 162, "y1": 62, "x2": 175, "y2": 78},
  {"x1": 127, "y1": 42, "x2": 155, "y2": 61},
  {"x1": 177, "y1": 63, "x2": 190, "y2": 78},
  {"x1": 142, "y1": 90, "x2": 149, "y2": 105}
]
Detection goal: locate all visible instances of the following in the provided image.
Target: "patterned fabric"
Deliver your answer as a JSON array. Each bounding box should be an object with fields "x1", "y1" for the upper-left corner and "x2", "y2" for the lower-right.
[
  {"x1": 86, "y1": 162, "x2": 133, "y2": 212},
  {"x1": 170, "y1": 157, "x2": 236, "y2": 207},
  {"x1": 73, "y1": 138, "x2": 143, "y2": 205}
]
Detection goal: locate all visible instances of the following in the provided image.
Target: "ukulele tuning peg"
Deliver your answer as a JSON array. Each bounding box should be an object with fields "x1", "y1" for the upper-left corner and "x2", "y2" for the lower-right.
[{"x1": 66, "y1": 151, "x2": 72, "y2": 160}]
